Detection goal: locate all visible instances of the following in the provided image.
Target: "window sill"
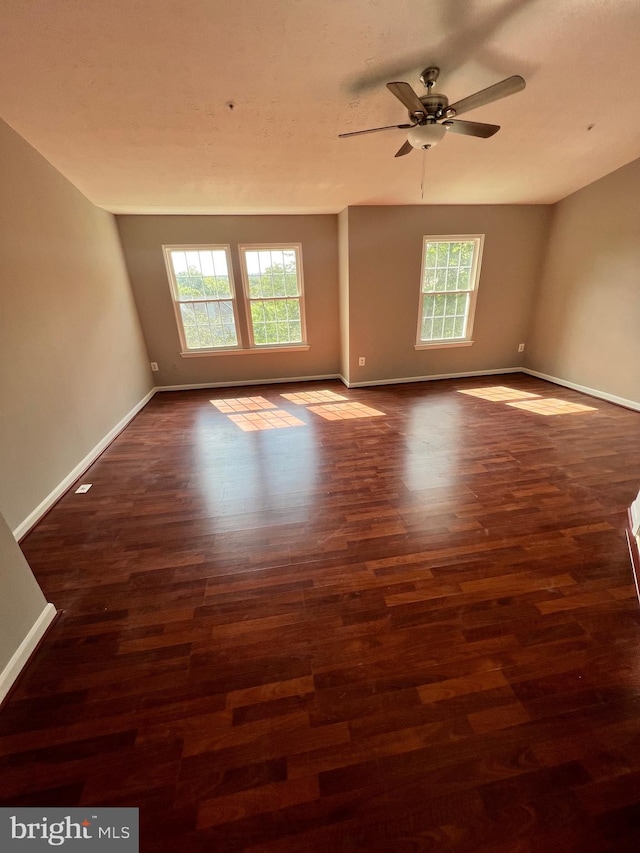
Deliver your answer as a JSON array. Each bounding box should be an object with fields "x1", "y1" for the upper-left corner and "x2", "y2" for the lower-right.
[
  {"x1": 414, "y1": 340, "x2": 474, "y2": 350},
  {"x1": 180, "y1": 345, "x2": 310, "y2": 358}
]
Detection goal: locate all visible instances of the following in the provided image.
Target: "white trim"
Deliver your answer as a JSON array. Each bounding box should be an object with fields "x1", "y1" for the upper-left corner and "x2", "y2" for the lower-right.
[
  {"x1": 344, "y1": 367, "x2": 522, "y2": 388},
  {"x1": 414, "y1": 340, "x2": 474, "y2": 350},
  {"x1": 0, "y1": 603, "x2": 57, "y2": 706},
  {"x1": 13, "y1": 388, "x2": 156, "y2": 540},
  {"x1": 180, "y1": 345, "x2": 310, "y2": 357},
  {"x1": 521, "y1": 369, "x2": 640, "y2": 413},
  {"x1": 155, "y1": 374, "x2": 342, "y2": 392}
]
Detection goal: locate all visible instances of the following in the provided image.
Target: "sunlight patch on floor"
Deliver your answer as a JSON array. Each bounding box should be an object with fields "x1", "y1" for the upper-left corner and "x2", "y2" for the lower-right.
[
  {"x1": 458, "y1": 386, "x2": 540, "y2": 402},
  {"x1": 308, "y1": 402, "x2": 385, "y2": 421},
  {"x1": 211, "y1": 396, "x2": 277, "y2": 413},
  {"x1": 281, "y1": 390, "x2": 348, "y2": 405},
  {"x1": 227, "y1": 410, "x2": 306, "y2": 431},
  {"x1": 507, "y1": 398, "x2": 597, "y2": 416}
]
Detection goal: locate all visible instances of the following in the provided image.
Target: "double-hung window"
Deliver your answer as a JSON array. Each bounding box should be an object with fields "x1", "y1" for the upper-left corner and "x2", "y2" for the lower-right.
[
  {"x1": 239, "y1": 245, "x2": 305, "y2": 347},
  {"x1": 416, "y1": 235, "x2": 484, "y2": 347},
  {"x1": 164, "y1": 246, "x2": 239, "y2": 351},
  {"x1": 164, "y1": 243, "x2": 307, "y2": 354}
]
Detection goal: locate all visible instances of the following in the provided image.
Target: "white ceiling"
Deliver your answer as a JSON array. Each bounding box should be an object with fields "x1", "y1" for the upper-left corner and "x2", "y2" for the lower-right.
[{"x1": 1, "y1": 0, "x2": 639, "y2": 213}]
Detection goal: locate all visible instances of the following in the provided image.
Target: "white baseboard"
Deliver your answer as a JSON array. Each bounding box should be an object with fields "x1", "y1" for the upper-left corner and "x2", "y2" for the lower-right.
[
  {"x1": 345, "y1": 367, "x2": 522, "y2": 389},
  {"x1": 0, "y1": 603, "x2": 57, "y2": 706},
  {"x1": 522, "y1": 369, "x2": 640, "y2": 413},
  {"x1": 155, "y1": 374, "x2": 341, "y2": 392},
  {"x1": 13, "y1": 388, "x2": 157, "y2": 541}
]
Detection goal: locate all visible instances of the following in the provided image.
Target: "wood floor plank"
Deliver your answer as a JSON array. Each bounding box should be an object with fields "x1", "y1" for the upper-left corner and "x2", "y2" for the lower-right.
[{"x1": 4, "y1": 374, "x2": 640, "y2": 850}]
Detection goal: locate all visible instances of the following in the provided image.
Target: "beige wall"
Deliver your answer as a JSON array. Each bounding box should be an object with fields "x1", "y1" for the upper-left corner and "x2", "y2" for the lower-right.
[
  {"x1": 116, "y1": 215, "x2": 340, "y2": 387},
  {"x1": 0, "y1": 119, "x2": 153, "y2": 533},
  {"x1": 344, "y1": 205, "x2": 551, "y2": 384},
  {"x1": 526, "y1": 158, "x2": 640, "y2": 406},
  {"x1": 0, "y1": 509, "x2": 50, "y2": 683}
]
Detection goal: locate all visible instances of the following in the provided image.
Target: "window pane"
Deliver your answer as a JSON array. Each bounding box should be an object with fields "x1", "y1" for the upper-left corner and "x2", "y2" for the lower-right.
[
  {"x1": 251, "y1": 302, "x2": 266, "y2": 324},
  {"x1": 434, "y1": 269, "x2": 447, "y2": 291},
  {"x1": 185, "y1": 251, "x2": 201, "y2": 273},
  {"x1": 288, "y1": 300, "x2": 300, "y2": 320},
  {"x1": 257, "y1": 251, "x2": 273, "y2": 275},
  {"x1": 425, "y1": 243, "x2": 438, "y2": 268},
  {"x1": 272, "y1": 266, "x2": 287, "y2": 297},
  {"x1": 458, "y1": 268, "x2": 470, "y2": 289},
  {"x1": 170, "y1": 251, "x2": 188, "y2": 276},
  {"x1": 456, "y1": 293, "x2": 469, "y2": 315},
  {"x1": 423, "y1": 268, "x2": 437, "y2": 291},
  {"x1": 432, "y1": 317, "x2": 445, "y2": 339},
  {"x1": 285, "y1": 273, "x2": 299, "y2": 296},
  {"x1": 423, "y1": 294, "x2": 435, "y2": 318},
  {"x1": 262, "y1": 275, "x2": 276, "y2": 298},
  {"x1": 453, "y1": 316, "x2": 466, "y2": 338},
  {"x1": 200, "y1": 252, "x2": 215, "y2": 277},
  {"x1": 443, "y1": 316, "x2": 456, "y2": 337},
  {"x1": 194, "y1": 302, "x2": 208, "y2": 321},
  {"x1": 449, "y1": 242, "x2": 461, "y2": 266},
  {"x1": 433, "y1": 294, "x2": 446, "y2": 317},
  {"x1": 436, "y1": 243, "x2": 449, "y2": 266},
  {"x1": 446, "y1": 268, "x2": 459, "y2": 290},
  {"x1": 210, "y1": 250, "x2": 229, "y2": 277},
  {"x1": 421, "y1": 317, "x2": 433, "y2": 339},
  {"x1": 461, "y1": 242, "x2": 474, "y2": 265}
]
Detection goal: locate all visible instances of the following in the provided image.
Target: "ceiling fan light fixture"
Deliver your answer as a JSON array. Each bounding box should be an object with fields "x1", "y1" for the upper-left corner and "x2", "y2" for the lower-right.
[{"x1": 407, "y1": 123, "x2": 448, "y2": 150}]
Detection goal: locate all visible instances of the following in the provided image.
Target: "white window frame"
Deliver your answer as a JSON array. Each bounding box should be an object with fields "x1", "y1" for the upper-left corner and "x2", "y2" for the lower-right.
[
  {"x1": 415, "y1": 234, "x2": 484, "y2": 350},
  {"x1": 163, "y1": 244, "x2": 241, "y2": 354},
  {"x1": 239, "y1": 243, "x2": 308, "y2": 349}
]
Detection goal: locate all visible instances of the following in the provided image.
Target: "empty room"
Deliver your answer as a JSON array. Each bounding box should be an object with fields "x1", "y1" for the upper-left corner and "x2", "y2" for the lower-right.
[{"x1": 1, "y1": 1, "x2": 640, "y2": 851}]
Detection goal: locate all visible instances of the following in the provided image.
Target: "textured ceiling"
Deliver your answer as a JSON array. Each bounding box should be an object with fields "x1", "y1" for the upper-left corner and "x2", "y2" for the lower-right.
[{"x1": 1, "y1": 0, "x2": 639, "y2": 213}]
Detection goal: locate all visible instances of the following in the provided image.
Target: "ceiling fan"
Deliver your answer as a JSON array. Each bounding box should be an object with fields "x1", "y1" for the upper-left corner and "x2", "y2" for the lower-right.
[{"x1": 339, "y1": 66, "x2": 525, "y2": 157}]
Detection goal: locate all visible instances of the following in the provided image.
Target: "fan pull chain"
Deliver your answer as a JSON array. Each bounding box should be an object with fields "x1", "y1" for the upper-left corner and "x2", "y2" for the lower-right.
[{"x1": 420, "y1": 149, "x2": 427, "y2": 200}]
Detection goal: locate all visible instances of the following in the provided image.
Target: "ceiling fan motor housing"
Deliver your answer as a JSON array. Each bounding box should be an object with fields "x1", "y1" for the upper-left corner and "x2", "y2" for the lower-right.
[{"x1": 416, "y1": 93, "x2": 450, "y2": 121}]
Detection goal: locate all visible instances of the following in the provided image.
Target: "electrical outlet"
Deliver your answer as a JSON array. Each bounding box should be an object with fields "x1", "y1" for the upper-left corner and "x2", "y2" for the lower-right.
[
  {"x1": 518, "y1": 343, "x2": 525, "y2": 353},
  {"x1": 358, "y1": 357, "x2": 366, "y2": 366},
  {"x1": 75, "y1": 484, "x2": 92, "y2": 494},
  {"x1": 150, "y1": 362, "x2": 159, "y2": 372}
]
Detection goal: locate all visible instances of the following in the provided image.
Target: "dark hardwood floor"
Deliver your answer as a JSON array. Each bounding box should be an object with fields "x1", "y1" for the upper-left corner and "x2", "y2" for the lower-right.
[{"x1": 3, "y1": 373, "x2": 640, "y2": 851}]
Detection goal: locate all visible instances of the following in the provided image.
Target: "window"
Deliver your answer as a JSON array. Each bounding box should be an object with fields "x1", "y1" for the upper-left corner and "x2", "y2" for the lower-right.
[
  {"x1": 240, "y1": 245, "x2": 306, "y2": 347},
  {"x1": 164, "y1": 246, "x2": 239, "y2": 351},
  {"x1": 163, "y1": 243, "x2": 308, "y2": 355},
  {"x1": 416, "y1": 235, "x2": 484, "y2": 348}
]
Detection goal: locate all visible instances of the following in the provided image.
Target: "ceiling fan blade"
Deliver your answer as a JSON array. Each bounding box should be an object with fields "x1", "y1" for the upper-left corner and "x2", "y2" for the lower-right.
[
  {"x1": 338, "y1": 123, "x2": 414, "y2": 138},
  {"x1": 444, "y1": 119, "x2": 500, "y2": 138},
  {"x1": 386, "y1": 82, "x2": 427, "y2": 117},
  {"x1": 447, "y1": 75, "x2": 525, "y2": 117},
  {"x1": 394, "y1": 140, "x2": 414, "y2": 158}
]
